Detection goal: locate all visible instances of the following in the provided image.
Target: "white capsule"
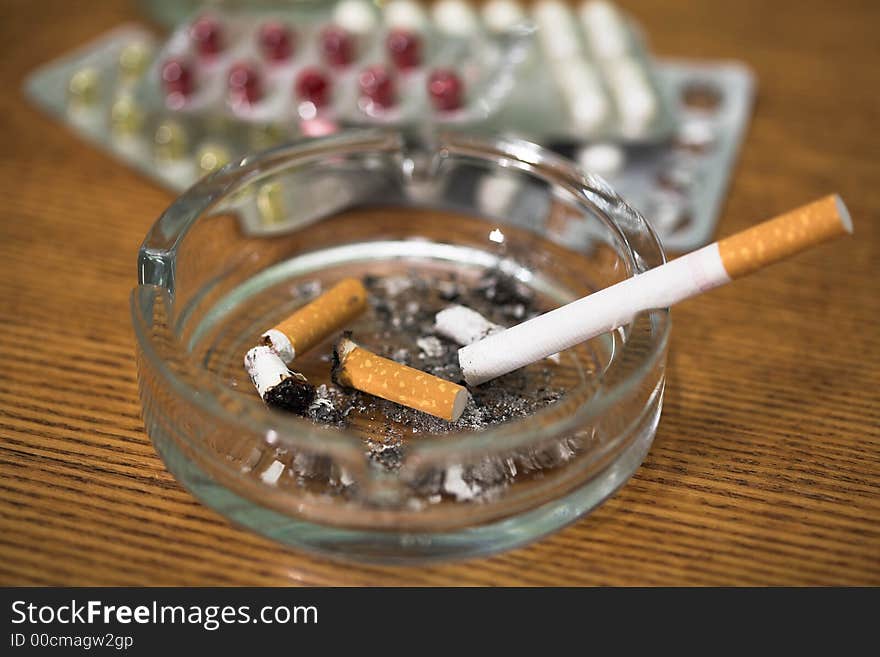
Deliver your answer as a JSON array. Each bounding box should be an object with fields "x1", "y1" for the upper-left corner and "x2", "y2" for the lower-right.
[
  {"x1": 333, "y1": 0, "x2": 378, "y2": 35},
  {"x1": 576, "y1": 142, "x2": 625, "y2": 176},
  {"x1": 385, "y1": 0, "x2": 429, "y2": 32},
  {"x1": 553, "y1": 58, "x2": 609, "y2": 132},
  {"x1": 533, "y1": 0, "x2": 583, "y2": 60},
  {"x1": 476, "y1": 173, "x2": 520, "y2": 217},
  {"x1": 606, "y1": 57, "x2": 657, "y2": 135},
  {"x1": 432, "y1": 0, "x2": 479, "y2": 36},
  {"x1": 482, "y1": 0, "x2": 526, "y2": 33},
  {"x1": 580, "y1": 0, "x2": 630, "y2": 60}
]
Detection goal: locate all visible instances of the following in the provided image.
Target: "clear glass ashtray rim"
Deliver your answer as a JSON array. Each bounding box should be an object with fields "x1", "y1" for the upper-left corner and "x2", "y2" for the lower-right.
[{"x1": 132, "y1": 127, "x2": 670, "y2": 466}]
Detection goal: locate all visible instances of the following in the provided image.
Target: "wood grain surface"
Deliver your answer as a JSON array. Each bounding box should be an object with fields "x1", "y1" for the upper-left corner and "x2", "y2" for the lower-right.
[{"x1": 1, "y1": 0, "x2": 878, "y2": 586}]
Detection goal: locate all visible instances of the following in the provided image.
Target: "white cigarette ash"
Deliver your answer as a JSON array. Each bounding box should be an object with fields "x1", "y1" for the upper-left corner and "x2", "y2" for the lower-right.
[
  {"x1": 260, "y1": 459, "x2": 285, "y2": 485},
  {"x1": 416, "y1": 335, "x2": 446, "y2": 359},
  {"x1": 443, "y1": 464, "x2": 480, "y2": 501},
  {"x1": 377, "y1": 275, "x2": 412, "y2": 297},
  {"x1": 434, "y1": 304, "x2": 503, "y2": 346},
  {"x1": 338, "y1": 467, "x2": 354, "y2": 488}
]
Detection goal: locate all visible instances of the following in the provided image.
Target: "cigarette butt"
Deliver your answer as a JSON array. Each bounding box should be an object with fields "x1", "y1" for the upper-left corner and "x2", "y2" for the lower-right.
[
  {"x1": 718, "y1": 194, "x2": 852, "y2": 278},
  {"x1": 262, "y1": 277, "x2": 368, "y2": 363},
  {"x1": 332, "y1": 335, "x2": 468, "y2": 422},
  {"x1": 244, "y1": 346, "x2": 316, "y2": 415},
  {"x1": 434, "y1": 304, "x2": 503, "y2": 345}
]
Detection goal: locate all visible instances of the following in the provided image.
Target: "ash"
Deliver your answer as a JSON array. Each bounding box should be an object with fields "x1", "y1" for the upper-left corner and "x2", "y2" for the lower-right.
[{"x1": 295, "y1": 270, "x2": 569, "y2": 490}]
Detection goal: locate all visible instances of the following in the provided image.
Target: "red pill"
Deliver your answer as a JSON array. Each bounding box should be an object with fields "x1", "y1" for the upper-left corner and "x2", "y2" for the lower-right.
[
  {"x1": 228, "y1": 62, "x2": 262, "y2": 106},
  {"x1": 295, "y1": 68, "x2": 331, "y2": 108},
  {"x1": 258, "y1": 21, "x2": 294, "y2": 62},
  {"x1": 320, "y1": 25, "x2": 355, "y2": 68},
  {"x1": 386, "y1": 29, "x2": 421, "y2": 70},
  {"x1": 359, "y1": 65, "x2": 395, "y2": 109},
  {"x1": 427, "y1": 69, "x2": 464, "y2": 111},
  {"x1": 190, "y1": 16, "x2": 223, "y2": 57},
  {"x1": 161, "y1": 58, "x2": 193, "y2": 98}
]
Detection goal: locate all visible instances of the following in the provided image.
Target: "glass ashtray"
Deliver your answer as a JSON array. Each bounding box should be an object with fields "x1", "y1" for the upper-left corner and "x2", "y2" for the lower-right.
[{"x1": 133, "y1": 129, "x2": 669, "y2": 563}]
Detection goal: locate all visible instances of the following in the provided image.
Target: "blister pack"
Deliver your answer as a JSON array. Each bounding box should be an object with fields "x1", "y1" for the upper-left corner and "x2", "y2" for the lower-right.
[
  {"x1": 24, "y1": 0, "x2": 754, "y2": 251},
  {"x1": 569, "y1": 60, "x2": 755, "y2": 252}
]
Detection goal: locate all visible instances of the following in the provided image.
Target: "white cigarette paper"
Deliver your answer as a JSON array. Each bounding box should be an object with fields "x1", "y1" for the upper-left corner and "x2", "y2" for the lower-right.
[{"x1": 459, "y1": 244, "x2": 730, "y2": 385}]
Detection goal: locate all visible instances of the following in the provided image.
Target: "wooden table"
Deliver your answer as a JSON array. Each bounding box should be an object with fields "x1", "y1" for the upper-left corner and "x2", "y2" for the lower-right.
[{"x1": 1, "y1": 0, "x2": 877, "y2": 586}]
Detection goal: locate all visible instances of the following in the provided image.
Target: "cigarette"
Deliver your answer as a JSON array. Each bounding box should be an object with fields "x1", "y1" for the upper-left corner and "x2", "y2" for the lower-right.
[
  {"x1": 244, "y1": 346, "x2": 316, "y2": 415},
  {"x1": 460, "y1": 195, "x2": 852, "y2": 385},
  {"x1": 332, "y1": 335, "x2": 469, "y2": 422},
  {"x1": 262, "y1": 277, "x2": 367, "y2": 364}
]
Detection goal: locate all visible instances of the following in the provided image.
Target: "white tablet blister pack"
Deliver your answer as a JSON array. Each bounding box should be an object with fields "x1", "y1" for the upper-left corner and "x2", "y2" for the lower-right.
[{"x1": 24, "y1": 1, "x2": 755, "y2": 251}]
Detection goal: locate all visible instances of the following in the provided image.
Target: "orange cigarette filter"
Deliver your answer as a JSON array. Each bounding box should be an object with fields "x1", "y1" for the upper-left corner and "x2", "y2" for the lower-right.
[
  {"x1": 717, "y1": 194, "x2": 852, "y2": 278},
  {"x1": 332, "y1": 336, "x2": 469, "y2": 422},
  {"x1": 262, "y1": 277, "x2": 368, "y2": 363}
]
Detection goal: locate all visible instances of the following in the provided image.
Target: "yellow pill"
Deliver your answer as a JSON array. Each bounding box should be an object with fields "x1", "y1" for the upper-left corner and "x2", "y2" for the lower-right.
[
  {"x1": 118, "y1": 42, "x2": 152, "y2": 81},
  {"x1": 195, "y1": 142, "x2": 231, "y2": 176},
  {"x1": 68, "y1": 67, "x2": 100, "y2": 107},
  {"x1": 154, "y1": 120, "x2": 187, "y2": 160}
]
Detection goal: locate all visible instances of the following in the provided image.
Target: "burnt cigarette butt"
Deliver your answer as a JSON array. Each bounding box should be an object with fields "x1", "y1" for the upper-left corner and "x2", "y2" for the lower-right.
[
  {"x1": 332, "y1": 335, "x2": 468, "y2": 422},
  {"x1": 244, "y1": 346, "x2": 316, "y2": 415},
  {"x1": 717, "y1": 194, "x2": 852, "y2": 278},
  {"x1": 262, "y1": 277, "x2": 368, "y2": 363},
  {"x1": 434, "y1": 304, "x2": 502, "y2": 345}
]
